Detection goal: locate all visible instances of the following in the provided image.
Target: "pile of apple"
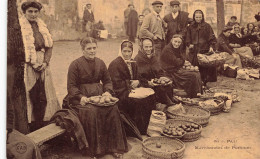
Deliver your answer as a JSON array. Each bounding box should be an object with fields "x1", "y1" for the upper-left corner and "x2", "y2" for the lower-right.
[
  {"x1": 152, "y1": 77, "x2": 171, "y2": 86},
  {"x1": 183, "y1": 60, "x2": 199, "y2": 72},
  {"x1": 86, "y1": 95, "x2": 118, "y2": 105}
]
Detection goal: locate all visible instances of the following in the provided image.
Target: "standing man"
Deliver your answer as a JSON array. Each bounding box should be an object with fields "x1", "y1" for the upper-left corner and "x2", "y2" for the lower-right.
[
  {"x1": 163, "y1": 0, "x2": 189, "y2": 45},
  {"x1": 82, "y1": 3, "x2": 95, "y2": 37},
  {"x1": 139, "y1": 1, "x2": 166, "y2": 58},
  {"x1": 124, "y1": 4, "x2": 131, "y2": 36},
  {"x1": 127, "y1": 5, "x2": 139, "y2": 43}
]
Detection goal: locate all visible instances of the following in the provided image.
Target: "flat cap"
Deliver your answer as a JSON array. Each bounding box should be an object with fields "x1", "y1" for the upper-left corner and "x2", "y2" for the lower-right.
[
  {"x1": 222, "y1": 26, "x2": 233, "y2": 32},
  {"x1": 170, "y1": 0, "x2": 180, "y2": 6},
  {"x1": 152, "y1": 1, "x2": 163, "y2": 5}
]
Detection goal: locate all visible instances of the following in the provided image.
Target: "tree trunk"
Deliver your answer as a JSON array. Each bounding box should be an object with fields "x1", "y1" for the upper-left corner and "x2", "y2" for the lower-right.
[
  {"x1": 216, "y1": 0, "x2": 225, "y2": 36},
  {"x1": 7, "y1": 0, "x2": 29, "y2": 134}
]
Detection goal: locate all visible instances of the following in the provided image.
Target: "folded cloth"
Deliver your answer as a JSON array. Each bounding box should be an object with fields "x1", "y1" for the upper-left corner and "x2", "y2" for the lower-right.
[
  {"x1": 129, "y1": 87, "x2": 155, "y2": 99},
  {"x1": 50, "y1": 109, "x2": 88, "y2": 150}
]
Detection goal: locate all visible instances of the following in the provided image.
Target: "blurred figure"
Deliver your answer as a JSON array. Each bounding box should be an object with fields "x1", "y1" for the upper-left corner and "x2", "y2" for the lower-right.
[
  {"x1": 82, "y1": 3, "x2": 95, "y2": 36},
  {"x1": 226, "y1": 16, "x2": 239, "y2": 28},
  {"x1": 93, "y1": 20, "x2": 106, "y2": 40},
  {"x1": 127, "y1": 4, "x2": 139, "y2": 43},
  {"x1": 137, "y1": 15, "x2": 144, "y2": 43},
  {"x1": 124, "y1": 4, "x2": 131, "y2": 36}
]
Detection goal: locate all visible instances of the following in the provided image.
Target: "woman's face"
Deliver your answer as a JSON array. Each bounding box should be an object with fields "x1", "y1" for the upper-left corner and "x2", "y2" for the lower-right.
[
  {"x1": 248, "y1": 24, "x2": 254, "y2": 31},
  {"x1": 234, "y1": 28, "x2": 240, "y2": 34},
  {"x1": 142, "y1": 39, "x2": 153, "y2": 57},
  {"x1": 83, "y1": 43, "x2": 97, "y2": 60},
  {"x1": 194, "y1": 13, "x2": 203, "y2": 23},
  {"x1": 121, "y1": 47, "x2": 133, "y2": 60},
  {"x1": 24, "y1": 7, "x2": 39, "y2": 21},
  {"x1": 171, "y1": 37, "x2": 182, "y2": 48},
  {"x1": 243, "y1": 28, "x2": 248, "y2": 34}
]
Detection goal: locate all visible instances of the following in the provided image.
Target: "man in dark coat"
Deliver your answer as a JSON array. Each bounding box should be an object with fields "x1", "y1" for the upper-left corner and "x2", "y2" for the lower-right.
[
  {"x1": 127, "y1": 5, "x2": 139, "y2": 43},
  {"x1": 163, "y1": 0, "x2": 190, "y2": 45},
  {"x1": 82, "y1": 3, "x2": 95, "y2": 36}
]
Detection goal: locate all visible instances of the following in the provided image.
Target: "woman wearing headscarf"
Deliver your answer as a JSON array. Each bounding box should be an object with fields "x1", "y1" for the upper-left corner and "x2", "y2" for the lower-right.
[
  {"x1": 242, "y1": 23, "x2": 260, "y2": 56},
  {"x1": 108, "y1": 40, "x2": 156, "y2": 135},
  {"x1": 161, "y1": 34, "x2": 202, "y2": 98},
  {"x1": 134, "y1": 37, "x2": 174, "y2": 106},
  {"x1": 65, "y1": 37, "x2": 128, "y2": 158},
  {"x1": 19, "y1": 1, "x2": 60, "y2": 131},
  {"x1": 186, "y1": 10, "x2": 217, "y2": 86}
]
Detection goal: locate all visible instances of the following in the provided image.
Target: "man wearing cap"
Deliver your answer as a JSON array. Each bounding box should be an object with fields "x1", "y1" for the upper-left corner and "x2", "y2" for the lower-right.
[
  {"x1": 216, "y1": 26, "x2": 242, "y2": 68},
  {"x1": 82, "y1": 3, "x2": 95, "y2": 35},
  {"x1": 139, "y1": 1, "x2": 166, "y2": 58},
  {"x1": 226, "y1": 16, "x2": 239, "y2": 28},
  {"x1": 163, "y1": 0, "x2": 190, "y2": 45}
]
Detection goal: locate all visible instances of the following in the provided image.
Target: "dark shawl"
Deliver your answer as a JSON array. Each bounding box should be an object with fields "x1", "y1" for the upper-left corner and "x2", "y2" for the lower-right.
[
  {"x1": 108, "y1": 56, "x2": 138, "y2": 99},
  {"x1": 160, "y1": 43, "x2": 185, "y2": 73},
  {"x1": 127, "y1": 9, "x2": 139, "y2": 37},
  {"x1": 229, "y1": 33, "x2": 244, "y2": 46},
  {"x1": 67, "y1": 56, "x2": 113, "y2": 104},
  {"x1": 134, "y1": 50, "x2": 164, "y2": 86}
]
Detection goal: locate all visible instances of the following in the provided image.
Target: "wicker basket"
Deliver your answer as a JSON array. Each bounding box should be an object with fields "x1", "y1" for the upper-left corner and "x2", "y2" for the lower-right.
[
  {"x1": 166, "y1": 119, "x2": 202, "y2": 142},
  {"x1": 142, "y1": 137, "x2": 185, "y2": 159},
  {"x1": 199, "y1": 100, "x2": 225, "y2": 116},
  {"x1": 197, "y1": 53, "x2": 226, "y2": 67},
  {"x1": 167, "y1": 106, "x2": 210, "y2": 127}
]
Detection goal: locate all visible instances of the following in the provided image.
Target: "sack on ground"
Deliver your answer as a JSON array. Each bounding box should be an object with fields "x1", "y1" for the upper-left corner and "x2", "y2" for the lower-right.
[{"x1": 147, "y1": 111, "x2": 166, "y2": 137}]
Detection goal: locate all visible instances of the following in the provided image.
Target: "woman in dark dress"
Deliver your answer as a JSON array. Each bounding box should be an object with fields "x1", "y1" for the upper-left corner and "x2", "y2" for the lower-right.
[
  {"x1": 161, "y1": 34, "x2": 202, "y2": 98},
  {"x1": 108, "y1": 40, "x2": 156, "y2": 135},
  {"x1": 186, "y1": 10, "x2": 217, "y2": 86},
  {"x1": 242, "y1": 23, "x2": 260, "y2": 56},
  {"x1": 65, "y1": 37, "x2": 128, "y2": 158},
  {"x1": 134, "y1": 38, "x2": 174, "y2": 106}
]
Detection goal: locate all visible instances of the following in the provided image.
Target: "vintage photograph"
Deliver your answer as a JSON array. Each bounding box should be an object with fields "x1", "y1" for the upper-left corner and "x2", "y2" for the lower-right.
[{"x1": 6, "y1": 0, "x2": 260, "y2": 158}]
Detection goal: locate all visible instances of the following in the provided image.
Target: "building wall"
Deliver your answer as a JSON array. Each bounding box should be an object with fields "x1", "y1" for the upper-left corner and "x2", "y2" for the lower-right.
[{"x1": 16, "y1": 0, "x2": 260, "y2": 41}]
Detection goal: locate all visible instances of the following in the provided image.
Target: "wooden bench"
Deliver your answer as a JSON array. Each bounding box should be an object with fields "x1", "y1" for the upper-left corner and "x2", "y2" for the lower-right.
[{"x1": 26, "y1": 123, "x2": 66, "y2": 146}]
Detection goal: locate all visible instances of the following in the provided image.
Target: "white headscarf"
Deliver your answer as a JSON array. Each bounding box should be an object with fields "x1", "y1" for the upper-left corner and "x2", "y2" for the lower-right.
[{"x1": 118, "y1": 40, "x2": 136, "y2": 63}]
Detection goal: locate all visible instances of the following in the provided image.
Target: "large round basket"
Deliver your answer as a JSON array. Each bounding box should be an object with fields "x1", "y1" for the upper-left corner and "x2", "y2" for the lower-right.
[
  {"x1": 142, "y1": 137, "x2": 185, "y2": 159},
  {"x1": 167, "y1": 106, "x2": 210, "y2": 127},
  {"x1": 166, "y1": 119, "x2": 202, "y2": 142},
  {"x1": 199, "y1": 99, "x2": 225, "y2": 116}
]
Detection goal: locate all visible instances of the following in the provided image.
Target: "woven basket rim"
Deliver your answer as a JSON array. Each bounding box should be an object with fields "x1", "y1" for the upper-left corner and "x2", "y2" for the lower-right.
[{"x1": 142, "y1": 136, "x2": 185, "y2": 155}]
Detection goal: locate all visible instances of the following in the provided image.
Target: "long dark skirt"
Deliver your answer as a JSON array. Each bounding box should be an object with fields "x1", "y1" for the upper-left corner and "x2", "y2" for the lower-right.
[
  {"x1": 118, "y1": 94, "x2": 156, "y2": 135},
  {"x1": 153, "y1": 85, "x2": 174, "y2": 106},
  {"x1": 71, "y1": 104, "x2": 128, "y2": 156},
  {"x1": 199, "y1": 66, "x2": 217, "y2": 84},
  {"x1": 167, "y1": 69, "x2": 202, "y2": 98}
]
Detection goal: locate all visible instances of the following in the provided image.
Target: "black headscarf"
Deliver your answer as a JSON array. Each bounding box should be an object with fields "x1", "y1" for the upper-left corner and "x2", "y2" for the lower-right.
[{"x1": 191, "y1": 9, "x2": 205, "y2": 29}]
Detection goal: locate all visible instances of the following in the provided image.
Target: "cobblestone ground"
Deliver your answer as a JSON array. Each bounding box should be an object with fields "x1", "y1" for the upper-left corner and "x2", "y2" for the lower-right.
[{"x1": 43, "y1": 39, "x2": 260, "y2": 159}]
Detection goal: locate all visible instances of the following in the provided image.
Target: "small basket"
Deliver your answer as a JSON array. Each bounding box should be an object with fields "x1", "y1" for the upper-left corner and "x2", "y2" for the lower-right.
[
  {"x1": 197, "y1": 53, "x2": 226, "y2": 67},
  {"x1": 166, "y1": 119, "x2": 202, "y2": 142},
  {"x1": 167, "y1": 106, "x2": 210, "y2": 127},
  {"x1": 142, "y1": 136, "x2": 185, "y2": 159},
  {"x1": 199, "y1": 99, "x2": 225, "y2": 116}
]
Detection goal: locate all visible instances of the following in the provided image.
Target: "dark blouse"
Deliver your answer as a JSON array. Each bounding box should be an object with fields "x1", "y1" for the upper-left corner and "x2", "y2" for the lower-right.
[
  {"x1": 134, "y1": 51, "x2": 165, "y2": 86},
  {"x1": 67, "y1": 56, "x2": 113, "y2": 101},
  {"x1": 229, "y1": 33, "x2": 244, "y2": 46},
  {"x1": 160, "y1": 43, "x2": 185, "y2": 73},
  {"x1": 216, "y1": 33, "x2": 234, "y2": 54}
]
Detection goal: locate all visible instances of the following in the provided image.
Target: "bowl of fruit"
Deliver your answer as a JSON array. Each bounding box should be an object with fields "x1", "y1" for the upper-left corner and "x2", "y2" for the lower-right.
[
  {"x1": 87, "y1": 95, "x2": 119, "y2": 106},
  {"x1": 151, "y1": 77, "x2": 172, "y2": 86},
  {"x1": 161, "y1": 125, "x2": 186, "y2": 139}
]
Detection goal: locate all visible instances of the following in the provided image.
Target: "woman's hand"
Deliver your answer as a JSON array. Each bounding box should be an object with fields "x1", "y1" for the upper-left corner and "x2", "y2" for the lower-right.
[
  {"x1": 148, "y1": 81, "x2": 154, "y2": 87},
  {"x1": 38, "y1": 62, "x2": 47, "y2": 72},
  {"x1": 189, "y1": 44, "x2": 194, "y2": 49},
  {"x1": 80, "y1": 96, "x2": 89, "y2": 105},
  {"x1": 130, "y1": 80, "x2": 139, "y2": 89},
  {"x1": 209, "y1": 47, "x2": 214, "y2": 53},
  {"x1": 102, "y1": 91, "x2": 112, "y2": 97}
]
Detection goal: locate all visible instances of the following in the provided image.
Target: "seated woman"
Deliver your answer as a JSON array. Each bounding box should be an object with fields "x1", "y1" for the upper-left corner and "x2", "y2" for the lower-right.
[
  {"x1": 216, "y1": 26, "x2": 242, "y2": 68},
  {"x1": 65, "y1": 37, "x2": 128, "y2": 158},
  {"x1": 242, "y1": 23, "x2": 260, "y2": 56},
  {"x1": 108, "y1": 40, "x2": 156, "y2": 135},
  {"x1": 161, "y1": 34, "x2": 202, "y2": 98},
  {"x1": 134, "y1": 37, "x2": 174, "y2": 106},
  {"x1": 229, "y1": 25, "x2": 254, "y2": 59}
]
